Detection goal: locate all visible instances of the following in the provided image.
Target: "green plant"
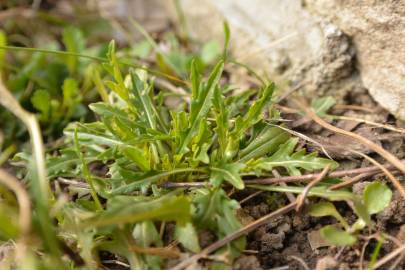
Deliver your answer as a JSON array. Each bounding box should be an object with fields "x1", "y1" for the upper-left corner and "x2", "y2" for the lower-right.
[
  {"x1": 250, "y1": 181, "x2": 392, "y2": 247},
  {"x1": 0, "y1": 3, "x2": 400, "y2": 268},
  {"x1": 18, "y1": 39, "x2": 337, "y2": 269},
  {"x1": 309, "y1": 181, "x2": 392, "y2": 246},
  {"x1": 0, "y1": 26, "x2": 105, "y2": 144}
]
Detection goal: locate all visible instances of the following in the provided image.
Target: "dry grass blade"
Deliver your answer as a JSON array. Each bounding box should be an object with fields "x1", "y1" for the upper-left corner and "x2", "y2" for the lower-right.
[
  {"x1": 170, "y1": 202, "x2": 297, "y2": 270},
  {"x1": 288, "y1": 255, "x2": 310, "y2": 270},
  {"x1": 327, "y1": 114, "x2": 405, "y2": 134},
  {"x1": 387, "y1": 252, "x2": 405, "y2": 270},
  {"x1": 0, "y1": 169, "x2": 31, "y2": 259},
  {"x1": 329, "y1": 172, "x2": 374, "y2": 190},
  {"x1": 333, "y1": 104, "x2": 376, "y2": 113},
  {"x1": 57, "y1": 177, "x2": 91, "y2": 189},
  {"x1": 293, "y1": 98, "x2": 405, "y2": 199},
  {"x1": 295, "y1": 165, "x2": 330, "y2": 211},
  {"x1": 239, "y1": 190, "x2": 264, "y2": 205},
  {"x1": 155, "y1": 78, "x2": 190, "y2": 103},
  {"x1": 266, "y1": 122, "x2": 333, "y2": 159},
  {"x1": 244, "y1": 160, "x2": 402, "y2": 185},
  {"x1": 352, "y1": 150, "x2": 405, "y2": 199},
  {"x1": 130, "y1": 245, "x2": 180, "y2": 258},
  {"x1": 273, "y1": 169, "x2": 296, "y2": 203},
  {"x1": 162, "y1": 160, "x2": 403, "y2": 189},
  {"x1": 373, "y1": 244, "x2": 405, "y2": 269}
]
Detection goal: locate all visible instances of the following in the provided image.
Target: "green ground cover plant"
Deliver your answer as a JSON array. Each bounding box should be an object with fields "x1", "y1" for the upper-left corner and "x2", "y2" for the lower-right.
[{"x1": 0, "y1": 15, "x2": 393, "y2": 270}]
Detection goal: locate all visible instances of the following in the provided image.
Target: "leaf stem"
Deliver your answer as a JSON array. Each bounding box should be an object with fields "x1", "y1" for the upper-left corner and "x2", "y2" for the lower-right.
[{"x1": 73, "y1": 128, "x2": 103, "y2": 211}]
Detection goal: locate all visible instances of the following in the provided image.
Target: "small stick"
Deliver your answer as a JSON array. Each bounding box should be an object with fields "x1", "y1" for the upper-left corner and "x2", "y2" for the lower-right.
[
  {"x1": 329, "y1": 172, "x2": 373, "y2": 190},
  {"x1": 244, "y1": 161, "x2": 401, "y2": 185},
  {"x1": 239, "y1": 190, "x2": 264, "y2": 205},
  {"x1": 288, "y1": 255, "x2": 310, "y2": 270},
  {"x1": 333, "y1": 104, "x2": 376, "y2": 113},
  {"x1": 327, "y1": 115, "x2": 405, "y2": 134},
  {"x1": 170, "y1": 202, "x2": 297, "y2": 270},
  {"x1": 277, "y1": 82, "x2": 304, "y2": 102},
  {"x1": 373, "y1": 244, "x2": 405, "y2": 269},
  {"x1": 162, "y1": 161, "x2": 403, "y2": 188},
  {"x1": 273, "y1": 169, "x2": 296, "y2": 203},
  {"x1": 57, "y1": 177, "x2": 90, "y2": 189},
  {"x1": 295, "y1": 165, "x2": 330, "y2": 211},
  {"x1": 162, "y1": 181, "x2": 211, "y2": 188},
  {"x1": 353, "y1": 150, "x2": 405, "y2": 199},
  {"x1": 294, "y1": 98, "x2": 405, "y2": 199},
  {"x1": 359, "y1": 238, "x2": 371, "y2": 270},
  {"x1": 102, "y1": 260, "x2": 130, "y2": 268},
  {"x1": 388, "y1": 252, "x2": 405, "y2": 270},
  {"x1": 155, "y1": 78, "x2": 190, "y2": 103},
  {"x1": 130, "y1": 245, "x2": 180, "y2": 258}
]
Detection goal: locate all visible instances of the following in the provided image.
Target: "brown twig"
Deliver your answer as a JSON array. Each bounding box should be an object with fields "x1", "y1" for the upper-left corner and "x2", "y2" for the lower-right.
[
  {"x1": 373, "y1": 244, "x2": 405, "y2": 269},
  {"x1": 277, "y1": 82, "x2": 304, "y2": 102},
  {"x1": 155, "y1": 78, "x2": 190, "y2": 103},
  {"x1": 130, "y1": 245, "x2": 180, "y2": 258},
  {"x1": 170, "y1": 202, "x2": 297, "y2": 270},
  {"x1": 295, "y1": 165, "x2": 330, "y2": 211},
  {"x1": 102, "y1": 260, "x2": 130, "y2": 268},
  {"x1": 288, "y1": 255, "x2": 310, "y2": 270},
  {"x1": 352, "y1": 151, "x2": 405, "y2": 199},
  {"x1": 273, "y1": 169, "x2": 296, "y2": 203},
  {"x1": 327, "y1": 114, "x2": 405, "y2": 134},
  {"x1": 388, "y1": 252, "x2": 405, "y2": 270},
  {"x1": 359, "y1": 237, "x2": 371, "y2": 270},
  {"x1": 293, "y1": 98, "x2": 405, "y2": 198},
  {"x1": 329, "y1": 172, "x2": 374, "y2": 190},
  {"x1": 57, "y1": 177, "x2": 91, "y2": 189},
  {"x1": 161, "y1": 161, "x2": 403, "y2": 189},
  {"x1": 266, "y1": 122, "x2": 332, "y2": 159},
  {"x1": 239, "y1": 190, "x2": 264, "y2": 205},
  {"x1": 333, "y1": 104, "x2": 376, "y2": 113},
  {"x1": 162, "y1": 181, "x2": 211, "y2": 188},
  {"x1": 244, "y1": 161, "x2": 401, "y2": 185}
]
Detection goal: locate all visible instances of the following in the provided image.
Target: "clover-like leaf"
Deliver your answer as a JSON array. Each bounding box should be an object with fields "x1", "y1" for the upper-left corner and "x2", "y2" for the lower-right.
[
  {"x1": 363, "y1": 181, "x2": 392, "y2": 215},
  {"x1": 309, "y1": 202, "x2": 349, "y2": 229},
  {"x1": 320, "y1": 225, "x2": 357, "y2": 246}
]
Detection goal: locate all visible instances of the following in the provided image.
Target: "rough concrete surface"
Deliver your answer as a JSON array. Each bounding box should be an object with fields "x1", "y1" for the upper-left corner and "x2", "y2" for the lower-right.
[
  {"x1": 170, "y1": 0, "x2": 405, "y2": 120},
  {"x1": 306, "y1": 0, "x2": 405, "y2": 120}
]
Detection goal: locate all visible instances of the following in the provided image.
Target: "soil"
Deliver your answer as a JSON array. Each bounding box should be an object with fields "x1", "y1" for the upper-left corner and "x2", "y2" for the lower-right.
[{"x1": 230, "y1": 88, "x2": 405, "y2": 269}]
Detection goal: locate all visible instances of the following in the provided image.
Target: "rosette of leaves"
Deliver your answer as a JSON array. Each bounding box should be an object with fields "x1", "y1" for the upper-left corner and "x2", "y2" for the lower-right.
[
  {"x1": 309, "y1": 181, "x2": 392, "y2": 246},
  {"x1": 42, "y1": 41, "x2": 337, "y2": 269}
]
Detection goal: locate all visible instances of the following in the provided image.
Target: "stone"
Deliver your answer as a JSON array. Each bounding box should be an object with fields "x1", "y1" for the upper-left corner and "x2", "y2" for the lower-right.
[
  {"x1": 306, "y1": 0, "x2": 405, "y2": 120},
  {"x1": 168, "y1": 0, "x2": 405, "y2": 120}
]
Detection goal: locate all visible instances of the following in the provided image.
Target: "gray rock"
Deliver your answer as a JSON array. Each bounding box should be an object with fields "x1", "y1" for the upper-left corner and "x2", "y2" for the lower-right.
[
  {"x1": 169, "y1": 0, "x2": 405, "y2": 120},
  {"x1": 306, "y1": 0, "x2": 405, "y2": 120}
]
